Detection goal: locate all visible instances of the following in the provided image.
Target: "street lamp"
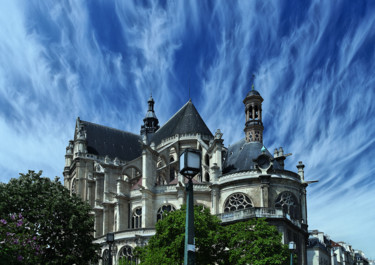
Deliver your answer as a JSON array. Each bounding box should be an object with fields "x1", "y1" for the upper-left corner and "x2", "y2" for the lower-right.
[
  {"x1": 289, "y1": 241, "x2": 296, "y2": 265},
  {"x1": 106, "y1": 232, "x2": 115, "y2": 265},
  {"x1": 180, "y1": 148, "x2": 201, "y2": 265}
]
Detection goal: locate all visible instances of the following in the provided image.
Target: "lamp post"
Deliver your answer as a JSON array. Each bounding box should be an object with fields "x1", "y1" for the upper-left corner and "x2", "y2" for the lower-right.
[
  {"x1": 289, "y1": 241, "x2": 296, "y2": 265},
  {"x1": 106, "y1": 232, "x2": 115, "y2": 265},
  {"x1": 180, "y1": 148, "x2": 201, "y2": 265}
]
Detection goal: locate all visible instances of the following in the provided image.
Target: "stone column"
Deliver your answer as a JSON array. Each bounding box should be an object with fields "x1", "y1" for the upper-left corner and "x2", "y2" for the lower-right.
[
  {"x1": 259, "y1": 175, "x2": 270, "y2": 207},
  {"x1": 102, "y1": 204, "x2": 109, "y2": 235},
  {"x1": 141, "y1": 189, "x2": 153, "y2": 228},
  {"x1": 211, "y1": 186, "x2": 219, "y2": 214},
  {"x1": 116, "y1": 177, "x2": 129, "y2": 231}
]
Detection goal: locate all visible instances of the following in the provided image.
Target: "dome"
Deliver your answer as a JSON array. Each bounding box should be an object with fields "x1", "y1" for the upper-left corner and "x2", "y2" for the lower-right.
[
  {"x1": 222, "y1": 139, "x2": 282, "y2": 174},
  {"x1": 246, "y1": 89, "x2": 261, "y2": 97}
]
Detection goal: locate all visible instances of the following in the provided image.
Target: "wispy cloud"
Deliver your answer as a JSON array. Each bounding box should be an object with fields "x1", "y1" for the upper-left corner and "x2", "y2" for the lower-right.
[{"x1": 0, "y1": 0, "x2": 374, "y2": 258}]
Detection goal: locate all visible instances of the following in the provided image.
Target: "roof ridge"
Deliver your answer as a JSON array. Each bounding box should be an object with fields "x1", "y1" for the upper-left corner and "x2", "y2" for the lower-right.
[{"x1": 80, "y1": 119, "x2": 141, "y2": 137}]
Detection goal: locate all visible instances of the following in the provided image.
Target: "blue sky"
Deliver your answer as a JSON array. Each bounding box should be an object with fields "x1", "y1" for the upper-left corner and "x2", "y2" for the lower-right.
[{"x1": 1, "y1": 0, "x2": 374, "y2": 258}]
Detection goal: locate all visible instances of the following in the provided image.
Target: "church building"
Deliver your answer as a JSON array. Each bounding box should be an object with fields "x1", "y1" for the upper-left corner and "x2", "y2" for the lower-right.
[{"x1": 63, "y1": 86, "x2": 311, "y2": 264}]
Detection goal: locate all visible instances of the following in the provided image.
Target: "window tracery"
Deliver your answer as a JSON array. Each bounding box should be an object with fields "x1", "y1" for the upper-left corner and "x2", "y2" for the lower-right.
[
  {"x1": 275, "y1": 191, "x2": 299, "y2": 219},
  {"x1": 132, "y1": 207, "x2": 142, "y2": 228},
  {"x1": 118, "y1": 245, "x2": 137, "y2": 264},
  {"x1": 157, "y1": 204, "x2": 176, "y2": 221},
  {"x1": 224, "y1": 193, "x2": 253, "y2": 212}
]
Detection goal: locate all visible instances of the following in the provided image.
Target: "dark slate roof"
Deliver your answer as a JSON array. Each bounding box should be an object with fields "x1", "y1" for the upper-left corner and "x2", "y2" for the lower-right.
[
  {"x1": 223, "y1": 139, "x2": 282, "y2": 174},
  {"x1": 79, "y1": 120, "x2": 142, "y2": 161},
  {"x1": 308, "y1": 238, "x2": 328, "y2": 250},
  {"x1": 150, "y1": 100, "x2": 213, "y2": 146},
  {"x1": 246, "y1": 89, "x2": 261, "y2": 97}
]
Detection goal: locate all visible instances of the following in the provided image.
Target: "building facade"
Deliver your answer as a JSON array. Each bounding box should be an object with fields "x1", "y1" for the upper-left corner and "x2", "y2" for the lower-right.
[
  {"x1": 307, "y1": 230, "x2": 371, "y2": 265},
  {"x1": 64, "y1": 88, "x2": 312, "y2": 264}
]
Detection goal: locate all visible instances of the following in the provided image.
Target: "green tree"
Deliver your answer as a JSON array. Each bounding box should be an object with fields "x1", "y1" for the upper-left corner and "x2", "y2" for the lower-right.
[
  {"x1": 136, "y1": 206, "x2": 290, "y2": 265},
  {"x1": 223, "y1": 218, "x2": 290, "y2": 265},
  {"x1": 0, "y1": 213, "x2": 42, "y2": 264},
  {"x1": 136, "y1": 205, "x2": 226, "y2": 265},
  {"x1": 0, "y1": 171, "x2": 100, "y2": 264}
]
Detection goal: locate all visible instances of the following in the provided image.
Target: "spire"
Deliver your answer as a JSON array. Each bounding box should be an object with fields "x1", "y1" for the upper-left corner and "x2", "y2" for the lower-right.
[
  {"x1": 243, "y1": 77, "x2": 264, "y2": 143},
  {"x1": 140, "y1": 95, "x2": 160, "y2": 136}
]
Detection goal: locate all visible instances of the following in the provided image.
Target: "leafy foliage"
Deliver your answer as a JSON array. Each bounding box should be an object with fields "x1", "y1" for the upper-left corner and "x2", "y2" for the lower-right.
[
  {"x1": 223, "y1": 218, "x2": 290, "y2": 265},
  {"x1": 136, "y1": 205, "x2": 226, "y2": 265},
  {"x1": 0, "y1": 171, "x2": 100, "y2": 264},
  {"x1": 0, "y1": 213, "x2": 42, "y2": 264},
  {"x1": 136, "y1": 206, "x2": 290, "y2": 265}
]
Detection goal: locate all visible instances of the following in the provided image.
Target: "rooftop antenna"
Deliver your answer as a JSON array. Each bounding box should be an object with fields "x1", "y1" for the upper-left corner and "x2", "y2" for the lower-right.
[{"x1": 251, "y1": 74, "x2": 256, "y2": 90}]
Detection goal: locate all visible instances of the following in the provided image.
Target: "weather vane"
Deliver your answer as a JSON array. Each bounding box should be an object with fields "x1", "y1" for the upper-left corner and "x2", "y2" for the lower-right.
[{"x1": 251, "y1": 74, "x2": 255, "y2": 90}]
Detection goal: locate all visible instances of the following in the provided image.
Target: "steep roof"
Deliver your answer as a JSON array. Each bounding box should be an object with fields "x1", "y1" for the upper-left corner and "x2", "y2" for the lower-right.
[
  {"x1": 78, "y1": 120, "x2": 142, "y2": 161},
  {"x1": 150, "y1": 100, "x2": 213, "y2": 146},
  {"x1": 223, "y1": 139, "x2": 282, "y2": 174}
]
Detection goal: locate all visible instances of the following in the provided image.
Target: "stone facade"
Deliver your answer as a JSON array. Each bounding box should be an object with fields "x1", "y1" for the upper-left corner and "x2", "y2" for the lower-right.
[{"x1": 64, "y1": 89, "x2": 311, "y2": 264}]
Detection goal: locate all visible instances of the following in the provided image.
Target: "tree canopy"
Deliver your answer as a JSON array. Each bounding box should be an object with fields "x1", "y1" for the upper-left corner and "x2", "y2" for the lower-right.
[
  {"x1": 0, "y1": 171, "x2": 100, "y2": 264},
  {"x1": 136, "y1": 205, "x2": 290, "y2": 265}
]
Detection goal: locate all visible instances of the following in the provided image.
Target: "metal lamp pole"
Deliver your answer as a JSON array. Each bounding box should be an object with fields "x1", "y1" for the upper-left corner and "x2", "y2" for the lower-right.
[
  {"x1": 180, "y1": 149, "x2": 201, "y2": 265},
  {"x1": 184, "y1": 177, "x2": 195, "y2": 265},
  {"x1": 106, "y1": 232, "x2": 115, "y2": 265}
]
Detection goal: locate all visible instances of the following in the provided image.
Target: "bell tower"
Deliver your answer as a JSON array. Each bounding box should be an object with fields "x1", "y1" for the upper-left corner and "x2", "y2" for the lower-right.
[
  {"x1": 140, "y1": 95, "x2": 160, "y2": 136},
  {"x1": 243, "y1": 81, "x2": 264, "y2": 143}
]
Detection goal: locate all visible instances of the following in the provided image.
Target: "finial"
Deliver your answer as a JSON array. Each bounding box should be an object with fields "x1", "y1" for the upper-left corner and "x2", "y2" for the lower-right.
[
  {"x1": 261, "y1": 145, "x2": 266, "y2": 153},
  {"x1": 251, "y1": 74, "x2": 255, "y2": 90}
]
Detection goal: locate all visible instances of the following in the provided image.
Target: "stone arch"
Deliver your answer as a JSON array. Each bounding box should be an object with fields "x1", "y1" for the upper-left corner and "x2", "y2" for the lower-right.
[
  {"x1": 157, "y1": 155, "x2": 167, "y2": 168},
  {"x1": 169, "y1": 146, "x2": 177, "y2": 162},
  {"x1": 122, "y1": 165, "x2": 141, "y2": 180},
  {"x1": 223, "y1": 193, "x2": 253, "y2": 213}
]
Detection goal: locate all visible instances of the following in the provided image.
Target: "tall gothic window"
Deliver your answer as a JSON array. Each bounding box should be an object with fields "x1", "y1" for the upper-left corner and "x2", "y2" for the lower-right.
[
  {"x1": 71, "y1": 178, "x2": 77, "y2": 194},
  {"x1": 157, "y1": 204, "x2": 176, "y2": 221},
  {"x1": 275, "y1": 191, "x2": 299, "y2": 220},
  {"x1": 118, "y1": 245, "x2": 137, "y2": 264},
  {"x1": 132, "y1": 207, "x2": 142, "y2": 229},
  {"x1": 224, "y1": 193, "x2": 253, "y2": 212}
]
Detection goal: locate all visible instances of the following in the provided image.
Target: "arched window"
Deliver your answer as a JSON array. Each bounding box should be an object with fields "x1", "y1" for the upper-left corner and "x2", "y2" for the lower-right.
[
  {"x1": 205, "y1": 154, "x2": 210, "y2": 167},
  {"x1": 205, "y1": 172, "x2": 210, "y2": 182},
  {"x1": 157, "y1": 204, "x2": 176, "y2": 221},
  {"x1": 224, "y1": 193, "x2": 253, "y2": 212},
  {"x1": 118, "y1": 245, "x2": 137, "y2": 264},
  {"x1": 170, "y1": 168, "x2": 175, "y2": 182},
  {"x1": 132, "y1": 207, "x2": 142, "y2": 228},
  {"x1": 102, "y1": 249, "x2": 109, "y2": 265},
  {"x1": 71, "y1": 178, "x2": 77, "y2": 194},
  {"x1": 275, "y1": 191, "x2": 299, "y2": 220}
]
